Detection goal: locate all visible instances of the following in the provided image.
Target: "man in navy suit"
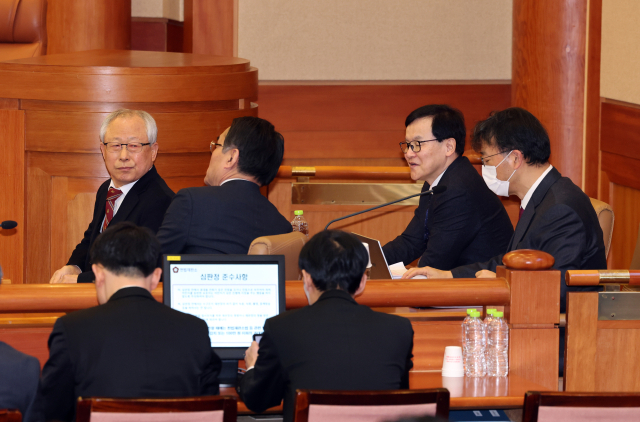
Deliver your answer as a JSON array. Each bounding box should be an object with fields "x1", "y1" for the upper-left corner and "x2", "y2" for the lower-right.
[
  {"x1": 238, "y1": 230, "x2": 414, "y2": 422},
  {"x1": 404, "y1": 107, "x2": 605, "y2": 314},
  {"x1": 39, "y1": 222, "x2": 221, "y2": 422},
  {"x1": 157, "y1": 116, "x2": 291, "y2": 255},
  {"x1": 49, "y1": 109, "x2": 174, "y2": 284},
  {"x1": 0, "y1": 342, "x2": 40, "y2": 422},
  {"x1": 383, "y1": 104, "x2": 513, "y2": 269}
]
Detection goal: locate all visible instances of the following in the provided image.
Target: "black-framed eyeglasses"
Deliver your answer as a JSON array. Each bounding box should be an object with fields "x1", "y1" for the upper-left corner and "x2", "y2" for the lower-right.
[
  {"x1": 102, "y1": 142, "x2": 151, "y2": 153},
  {"x1": 480, "y1": 150, "x2": 511, "y2": 165},
  {"x1": 210, "y1": 141, "x2": 223, "y2": 153},
  {"x1": 399, "y1": 139, "x2": 439, "y2": 153}
]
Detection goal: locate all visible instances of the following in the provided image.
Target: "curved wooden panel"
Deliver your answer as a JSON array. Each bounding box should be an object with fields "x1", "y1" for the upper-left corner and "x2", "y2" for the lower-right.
[
  {"x1": 512, "y1": 0, "x2": 588, "y2": 187},
  {"x1": 47, "y1": 0, "x2": 131, "y2": 54}
]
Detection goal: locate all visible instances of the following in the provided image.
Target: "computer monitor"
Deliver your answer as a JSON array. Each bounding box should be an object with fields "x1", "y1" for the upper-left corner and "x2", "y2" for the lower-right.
[{"x1": 163, "y1": 254, "x2": 286, "y2": 385}]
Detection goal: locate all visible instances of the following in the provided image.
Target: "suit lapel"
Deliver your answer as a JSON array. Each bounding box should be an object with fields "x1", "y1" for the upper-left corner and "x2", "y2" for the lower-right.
[
  {"x1": 508, "y1": 167, "x2": 561, "y2": 250},
  {"x1": 110, "y1": 166, "x2": 156, "y2": 224}
]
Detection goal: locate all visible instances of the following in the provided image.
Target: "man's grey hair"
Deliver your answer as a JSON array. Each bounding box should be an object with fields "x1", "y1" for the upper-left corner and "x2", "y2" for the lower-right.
[{"x1": 99, "y1": 109, "x2": 158, "y2": 145}]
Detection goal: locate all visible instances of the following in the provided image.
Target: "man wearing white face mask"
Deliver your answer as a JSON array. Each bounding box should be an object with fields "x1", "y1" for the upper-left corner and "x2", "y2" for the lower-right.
[{"x1": 403, "y1": 107, "x2": 605, "y2": 315}]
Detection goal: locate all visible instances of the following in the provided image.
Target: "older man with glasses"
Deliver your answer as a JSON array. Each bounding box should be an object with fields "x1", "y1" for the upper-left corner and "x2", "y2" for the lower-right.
[
  {"x1": 382, "y1": 104, "x2": 513, "y2": 271},
  {"x1": 49, "y1": 109, "x2": 175, "y2": 284}
]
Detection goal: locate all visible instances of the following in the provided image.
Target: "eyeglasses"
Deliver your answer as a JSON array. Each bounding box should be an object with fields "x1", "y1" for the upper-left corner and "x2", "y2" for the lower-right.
[
  {"x1": 480, "y1": 150, "x2": 510, "y2": 165},
  {"x1": 210, "y1": 141, "x2": 223, "y2": 153},
  {"x1": 102, "y1": 142, "x2": 151, "y2": 153},
  {"x1": 399, "y1": 139, "x2": 439, "y2": 153}
]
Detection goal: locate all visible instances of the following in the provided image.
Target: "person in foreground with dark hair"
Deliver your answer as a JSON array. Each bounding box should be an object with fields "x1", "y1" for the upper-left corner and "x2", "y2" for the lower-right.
[
  {"x1": 383, "y1": 104, "x2": 513, "y2": 270},
  {"x1": 157, "y1": 116, "x2": 291, "y2": 255},
  {"x1": 237, "y1": 230, "x2": 414, "y2": 422},
  {"x1": 39, "y1": 222, "x2": 221, "y2": 422},
  {"x1": 403, "y1": 107, "x2": 605, "y2": 314}
]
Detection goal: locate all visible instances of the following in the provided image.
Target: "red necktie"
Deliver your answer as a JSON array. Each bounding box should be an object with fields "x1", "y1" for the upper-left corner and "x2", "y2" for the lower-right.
[
  {"x1": 518, "y1": 207, "x2": 524, "y2": 221},
  {"x1": 102, "y1": 188, "x2": 123, "y2": 232}
]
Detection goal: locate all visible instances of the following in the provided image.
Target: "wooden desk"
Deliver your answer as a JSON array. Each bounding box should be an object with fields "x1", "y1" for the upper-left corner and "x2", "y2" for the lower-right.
[{"x1": 221, "y1": 372, "x2": 550, "y2": 414}]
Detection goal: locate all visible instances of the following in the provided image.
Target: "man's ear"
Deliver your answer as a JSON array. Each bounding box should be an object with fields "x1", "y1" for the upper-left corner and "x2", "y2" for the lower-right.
[
  {"x1": 149, "y1": 267, "x2": 162, "y2": 291},
  {"x1": 444, "y1": 138, "x2": 456, "y2": 157},
  {"x1": 354, "y1": 273, "x2": 368, "y2": 297},
  {"x1": 150, "y1": 142, "x2": 159, "y2": 161},
  {"x1": 512, "y1": 150, "x2": 525, "y2": 169},
  {"x1": 302, "y1": 270, "x2": 315, "y2": 293},
  {"x1": 92, "y1": 263, "x2": 105, "y2": 287},
  {"x1": 224, "y1": 148, "x2": 240, "y2": 169}
]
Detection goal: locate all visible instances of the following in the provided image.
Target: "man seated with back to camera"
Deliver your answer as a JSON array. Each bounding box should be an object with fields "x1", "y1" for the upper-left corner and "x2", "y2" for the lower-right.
[
  {"x1": 39, "y1": 222, "x2": 221, "y2": 422},
  {"x1": 237, "y1": 230, "x2": 414, "y2": 422},
  {"x1": 383, "y1": 104, "x2": 513, "y2": 270},
  {"x1": 403, "y1": 107, "x2": 606, "y2": 314},
  {"x1": 157, "y1": 116, "x2": 292, "y2": 255}
]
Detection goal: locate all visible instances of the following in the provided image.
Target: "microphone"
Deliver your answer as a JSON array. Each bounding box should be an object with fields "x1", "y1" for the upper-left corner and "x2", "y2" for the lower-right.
[
  {"x1": 1, "y1": 220, "x2": 17, "y2": 230},
  {"x1": 324, "y1": 185, "x2": 447, "y2": 230}
]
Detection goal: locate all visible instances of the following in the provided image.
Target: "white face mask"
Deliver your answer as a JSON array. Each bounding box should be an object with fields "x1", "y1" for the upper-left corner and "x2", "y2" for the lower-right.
[{"x1": 482, "y1": 151, "x2": 516, "y2": 197}]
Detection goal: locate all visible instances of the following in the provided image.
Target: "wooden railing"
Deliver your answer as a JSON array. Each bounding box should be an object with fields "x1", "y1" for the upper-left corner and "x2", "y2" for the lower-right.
[{"x1": 566, "y1": 269, "x2": 640, "y2": 286}]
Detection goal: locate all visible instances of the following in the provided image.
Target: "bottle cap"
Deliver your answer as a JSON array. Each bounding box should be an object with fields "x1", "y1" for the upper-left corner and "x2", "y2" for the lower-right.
[
  {"x1": 294, "y1": 210, "x2": 304, "y2": 216},
  {"x1": 487, "y1": 308, "x2": 497, "y2": 315},
  {"x1": 467, "y1": 309, "x2": 474, "y2": 315},
  {"x1": 494, "y1": 311, "x2": 504, "y2": 318},
  {"x1": 471, "y1": 311, "x2": 481, "y2": 318}
]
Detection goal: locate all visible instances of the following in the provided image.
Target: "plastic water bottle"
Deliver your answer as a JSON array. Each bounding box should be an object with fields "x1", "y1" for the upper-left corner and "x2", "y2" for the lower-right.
[
  {"x1": 461, "y1": 309, "x2": 474, "y2": 372},
  {"x1": 484, "y1": 308, "x2": 496, "y2": 325},
  {"x1": 464, "y1": 311, "x2": 486, "y2": 377},
  {"x1": 486, "y1": 311, "x2": 509, "y2": 377},
  {"x1": 291, "y1": 210, "x2": 309, "y2": 238}
]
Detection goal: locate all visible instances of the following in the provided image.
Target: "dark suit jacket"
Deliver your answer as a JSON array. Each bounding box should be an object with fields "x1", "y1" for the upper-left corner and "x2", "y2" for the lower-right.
[
  {"x1": 237, "y1": 289, "x2": 414, "y2": 422},
  {"x1": 383, "y1": 156, "x2": 514, "y2": 269},
  {"x1": 68, "y1": 166, "x2": 174, "y2": 283},
  {"x1": 39, "y1": 287, "x2": 221, "y2": 422},
  {"x1": 157, "y1": 180, "x2": 292, "y2": 255},
  {"x1": 451, "y1": 167, "x2": 606, "y2": 313},
  {"x1": 0, "y1": 342, "x2": 41, "y2": 422}
]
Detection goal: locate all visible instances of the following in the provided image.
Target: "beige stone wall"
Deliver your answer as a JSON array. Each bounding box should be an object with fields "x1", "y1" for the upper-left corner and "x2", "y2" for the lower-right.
[
  {"x1": 132, "y1": 0, "x2": 183, "y2": 21},
  {"x1": 601, "y1": 0, "x2": 640, "y2": 104},
  {"x1": 237, "y1": 0, "x2": 513, "y2": 81}
]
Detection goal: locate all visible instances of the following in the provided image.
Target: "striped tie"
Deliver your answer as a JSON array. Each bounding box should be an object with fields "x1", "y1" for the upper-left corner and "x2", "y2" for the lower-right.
[{"x1": 102, "y1": 188, "x2": 123, "y2": 232}]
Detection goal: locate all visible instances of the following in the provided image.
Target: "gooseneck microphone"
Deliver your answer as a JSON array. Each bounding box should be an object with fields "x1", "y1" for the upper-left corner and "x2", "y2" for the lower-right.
[
  {"x1": 324, "y1": 185, "x2": 447, "y2": 230},
  {"x1": 0, "y1": 220, "x2": 17, "y2": 230}
]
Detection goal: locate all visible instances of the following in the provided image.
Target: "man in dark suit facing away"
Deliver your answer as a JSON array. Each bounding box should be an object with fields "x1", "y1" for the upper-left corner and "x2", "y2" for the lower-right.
[
  {"x1": 49, "y1": 109, "x2": 174, "y2": 284},
  {"x1": 157, "y1": 116, "x2": 292, "y2": 255},
  {"x1": 238, "y1": 230, "x2": 414, "y2": 422},
  {"x1": 39, "y1": 222, "x2": 221, "y2": 422},
  {"x1": 0, "y1": 341, "x2": 40, "y2": 422},
  {"x1": 383, "y1": 104, "x2": 513, "y2": 270},
  {"x1": 403, "y1": 107, "x2": 606, "y2": 314}
]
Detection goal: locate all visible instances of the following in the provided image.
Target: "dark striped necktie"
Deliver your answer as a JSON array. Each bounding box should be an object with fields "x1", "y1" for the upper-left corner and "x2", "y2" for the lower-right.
[{"x1": 102, "y1": 188, "x2": 123, "y2": 232}]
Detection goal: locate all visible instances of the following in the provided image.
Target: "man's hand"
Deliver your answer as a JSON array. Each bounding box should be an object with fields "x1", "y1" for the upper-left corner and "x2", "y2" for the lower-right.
[
  {"x1": 49, "y1": 265, "x2": 81, "y2": 284},
  {"x1": 401, "y1": 266, "x2": 453, "y2": 279},
  {"x1": 244, "y1": 341, "x2": 260, "y2": 368},
  {"x1": 475, "y1": 270, "x2": 497, "y2": 278}
]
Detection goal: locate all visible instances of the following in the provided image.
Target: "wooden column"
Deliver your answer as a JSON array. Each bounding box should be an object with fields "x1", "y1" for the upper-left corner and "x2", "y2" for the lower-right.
[
  {"x1": 184, "y1": 0, "x2": 237, "y2": 56},
  {"x1": 512, "y1": 0, "x2": 602, "y2": 196},
  {"x1": 46, "y1": 0, "x2": 131, "y2": 54}
]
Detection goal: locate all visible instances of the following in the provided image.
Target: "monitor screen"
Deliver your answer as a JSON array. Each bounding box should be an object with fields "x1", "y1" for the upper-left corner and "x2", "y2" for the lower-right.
[{"x1": 163, "y1": 254, "x2": 286, "y2": 360}]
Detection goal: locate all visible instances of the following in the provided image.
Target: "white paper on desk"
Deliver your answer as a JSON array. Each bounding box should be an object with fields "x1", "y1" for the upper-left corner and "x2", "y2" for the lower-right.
[{"x1": 388, "y1": 262, "x2": 427, "y2": 279}]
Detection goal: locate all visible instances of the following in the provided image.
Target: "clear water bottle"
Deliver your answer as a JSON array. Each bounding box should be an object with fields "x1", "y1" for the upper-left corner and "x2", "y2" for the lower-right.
[
  {"x1": 291, "y1": 210, "x2": 309, "y2": 237},
  {"x1": 484, "y1": 308, "x2": 496, "y2": 325},
  {"x1": 461, "y1": 309, "x2": 474, "y2": 372},
  {"x1": 486, "y1": 311, "x2": 509, "y2": 377},
  {"x1": 464, "y1": 311, "x2": 486, "y2": 377}
]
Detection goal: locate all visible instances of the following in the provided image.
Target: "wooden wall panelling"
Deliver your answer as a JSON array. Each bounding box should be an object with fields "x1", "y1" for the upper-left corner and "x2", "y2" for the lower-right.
[
  {"x1": 584, "y1": 0, "x2": 603, "y2": 197},
  {"x1": 411, "y1": 320, "x2": 463, "y2": 371},
  {"x1": 184, "y1": 0, "x2": 237, "y2": 56},
  {"x1": 25, "y1": 167, "x2": 51, "y2": 284},
  {"x1": 510, "y1": 328, "x2": 558, "y2": 391},
  {"x1": 0, "y1": 110, "x2": 25, "y2": 284},
  {"x1": 512, "y1": 0, "x2": 591, "y2": 189},
  {"x1": 564, "y1": 292, "x2": 597, "y2": 391},
  {"x1": 607, "y1": 183, "x2": 640, "y2": 269},
  {"x1": 131, "y1": 18, "x2": 184, "y2": 53},
  {"x1": 50, "y1": 177, "x2": 69, "y2": 276},
  {"x1": 258, "y1": 83, "x2": 512, "y2": 167},
  {"x1": 594, "y1": 326, "x2": 640, "y2": 391},
  {"x1": 47, "y1": 0, "x2": 131, "y2": 54}
]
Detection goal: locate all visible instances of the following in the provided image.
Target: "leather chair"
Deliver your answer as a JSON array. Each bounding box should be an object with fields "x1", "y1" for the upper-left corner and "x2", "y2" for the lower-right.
[
  {"x1": 293, "y1": 389, "x2": 449, "y2": 422},
  {"x1": 248, "y1": 231, "x2": 307, "y2": 280},
  {"x1": 590, "y1": 197, "x2": 614, "y2": 258},
  {"x1": 0, "y1": 409, "x2": 21, "y2": 422},
  {"x1": 0, "y1": 0, "x2": 47, "y2": 61},
  {"x1": 523, "y1": 391, "x2": 640, "y2": 422},
  {"x1": 75, "y1": 396, "x2": 237, "y2": 422}
]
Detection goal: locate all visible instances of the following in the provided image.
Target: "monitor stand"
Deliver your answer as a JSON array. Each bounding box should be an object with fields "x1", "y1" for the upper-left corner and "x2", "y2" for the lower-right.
[{"x1": 219, "y1": 359, "x2": 239, "y2": 387}]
